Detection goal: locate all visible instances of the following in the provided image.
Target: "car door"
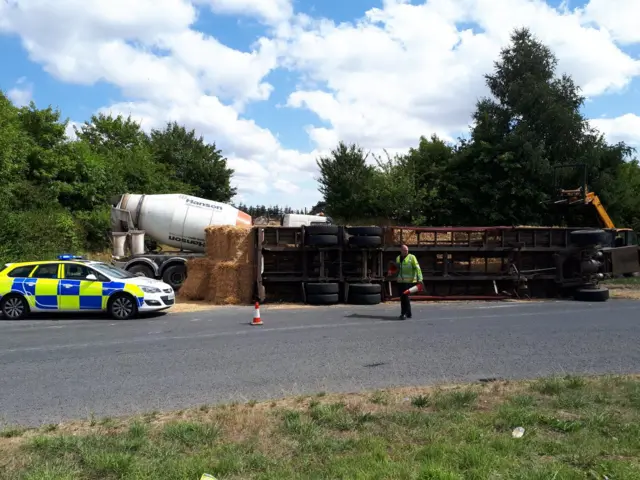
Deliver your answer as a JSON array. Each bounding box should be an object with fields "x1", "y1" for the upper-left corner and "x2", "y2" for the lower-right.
[
  {"x1": 60, "y1": 263, "x2": 106, "y2": 311},
  {"x1": 27, "y1": 263, "x2": 62, "y2": 311}
]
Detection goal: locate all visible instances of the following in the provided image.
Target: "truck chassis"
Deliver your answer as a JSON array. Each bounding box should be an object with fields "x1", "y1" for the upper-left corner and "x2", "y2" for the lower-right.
[{"x1": 254, "y1": 225, "x2": 639, "y2": 304}]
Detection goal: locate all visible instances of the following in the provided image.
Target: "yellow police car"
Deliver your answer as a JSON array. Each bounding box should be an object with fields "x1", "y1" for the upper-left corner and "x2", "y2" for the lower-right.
[{"x1": 0, "y1": 255, "x2": 175, "y2": 320}]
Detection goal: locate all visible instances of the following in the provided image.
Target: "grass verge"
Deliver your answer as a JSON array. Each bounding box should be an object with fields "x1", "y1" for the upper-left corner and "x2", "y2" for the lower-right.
[{"x1": 1, "y1": 375, "x2": 639, "y2": 479}]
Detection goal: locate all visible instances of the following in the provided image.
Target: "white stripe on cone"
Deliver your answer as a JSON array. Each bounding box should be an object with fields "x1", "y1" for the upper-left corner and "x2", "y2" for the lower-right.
[
  {"x1": 403, "y1": 283, "x2": 424, "y2": 295},
  {"x1": 252, "y1": 302, "x2": 263, "y2": 325}
]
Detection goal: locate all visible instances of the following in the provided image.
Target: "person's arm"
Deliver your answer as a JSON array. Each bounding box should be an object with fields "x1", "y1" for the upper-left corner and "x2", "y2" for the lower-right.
[{"x1": 412, "y1": 255, "x2": 423, "y2": 282}]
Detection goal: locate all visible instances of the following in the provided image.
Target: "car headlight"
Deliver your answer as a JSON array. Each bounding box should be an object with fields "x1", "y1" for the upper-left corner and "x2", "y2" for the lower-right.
[{"x1": 141, "y1": 286, "x2": 161, "y2": 294}]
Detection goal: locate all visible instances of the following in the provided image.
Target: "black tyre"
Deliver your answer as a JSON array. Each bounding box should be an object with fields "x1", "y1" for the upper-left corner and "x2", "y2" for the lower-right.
[
  {"x1": 346, "y1": 226, "x2": 383, "y2": 236},
  {"x1": 306, "y1": 283, "x2": 339, "y2": 295},
  {"x1": 306, "y1": 293, "x2": 339, "y2": 305},
  {"x1": 108, "y1": 293, "x2": 138, "y2": 320},
  {"x1": 570, "y1": 229, "x2": 608, "y2": 247},
  {"x1": 348, "y1": 293, "x2": 382, "y2": 305},
  {"x1": 574, "y1": 286, "x2": 609, "y2": 302},
  {"x1": 162, "y1": 264, "x2": 186, "y2": 290},
  {"x1": 306, "y1": 234, "x2": 339, "y2": 246},
  {"x1": 347, "y1": 283, "x2": 382, "y2": 295},
  {"x1": 1, "y1": 294, "x2": 29, "y2": 320},
  {"x1": 348, "y1": 235, "x2": 382, "y2": 247},
  {"x1": 128, "y1": 263, "x2": 155, "y2": 278},
  {"x1": 305, "y1": 225, "x2": 339, "y2": 235}
]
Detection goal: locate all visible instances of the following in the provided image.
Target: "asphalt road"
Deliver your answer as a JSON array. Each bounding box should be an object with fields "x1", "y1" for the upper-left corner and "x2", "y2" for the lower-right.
[{"x1": 1, "y1": 299, "x2": 639, "y2": 426}]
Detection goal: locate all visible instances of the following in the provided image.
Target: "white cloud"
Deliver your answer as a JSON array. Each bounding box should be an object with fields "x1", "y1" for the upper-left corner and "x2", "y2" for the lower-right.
[
  {"x1": 590, "y1": 114, "x2": 640, "y2": 146},
  {"x1": 1, "y1": 0, "x2": 640, "y2": 209},
  {"x1": 581, "y1": 0, "x2": 640, "y2": 45},
  {"x1": 6, "y1": 77, "x2": 33, "y2": 106},
  {"x1": 280, "y1": 0, "x2": 640, "y2": 153}
]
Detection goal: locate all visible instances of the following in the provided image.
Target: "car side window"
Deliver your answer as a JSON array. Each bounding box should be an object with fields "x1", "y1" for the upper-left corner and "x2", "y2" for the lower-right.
[
  {"x1": 7, "y1": 265, "x2": 36, "y2": 278},
  {"x1": 30, "y1": 264, "x2": 60, "y2": 279},
  {"x1": 62, "y1": 264, "x2": 109, "y2": 282}
]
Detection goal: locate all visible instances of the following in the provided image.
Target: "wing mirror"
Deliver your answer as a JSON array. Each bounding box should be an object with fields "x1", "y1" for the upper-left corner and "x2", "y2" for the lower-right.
[{"x1": 86, "y1": 274, "x2": 97, "y2": 281}]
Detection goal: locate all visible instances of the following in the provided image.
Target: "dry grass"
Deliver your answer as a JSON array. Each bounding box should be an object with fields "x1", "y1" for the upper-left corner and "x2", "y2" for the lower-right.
[{"x1": 1, "y1": 375, "x2": 639, "y2": 479}]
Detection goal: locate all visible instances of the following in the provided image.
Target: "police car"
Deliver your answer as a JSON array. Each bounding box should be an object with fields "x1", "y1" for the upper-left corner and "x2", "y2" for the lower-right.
[{"x1": 0, "y1": 255, "x2": 175, "y2": 320}]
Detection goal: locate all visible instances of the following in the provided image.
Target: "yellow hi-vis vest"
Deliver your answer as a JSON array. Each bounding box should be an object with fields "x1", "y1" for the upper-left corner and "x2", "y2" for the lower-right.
[{"x1": 395, "y1": 254, "x2": 423, "y2": 284}]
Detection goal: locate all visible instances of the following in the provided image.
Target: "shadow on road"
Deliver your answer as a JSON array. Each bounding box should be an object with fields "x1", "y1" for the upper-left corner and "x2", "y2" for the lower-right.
[{"x1": 345, "y1": 313, "x2": 400, "y2": 321}]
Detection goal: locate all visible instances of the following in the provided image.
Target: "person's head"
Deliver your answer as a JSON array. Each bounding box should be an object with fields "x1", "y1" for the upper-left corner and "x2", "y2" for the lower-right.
[{"x1": 400, "y1": 244, "x2": 409, "y2": 257}]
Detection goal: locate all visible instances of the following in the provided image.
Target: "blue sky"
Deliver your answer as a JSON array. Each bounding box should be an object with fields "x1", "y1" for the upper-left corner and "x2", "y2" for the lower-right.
[{"x1": 1, "y1": 0, "x2": 639, "y2": 209}]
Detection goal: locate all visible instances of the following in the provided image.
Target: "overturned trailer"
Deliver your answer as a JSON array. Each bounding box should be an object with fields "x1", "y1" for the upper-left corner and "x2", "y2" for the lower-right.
[{"x1": 253, "y1": 225, "x2": 639, "y2": 304}]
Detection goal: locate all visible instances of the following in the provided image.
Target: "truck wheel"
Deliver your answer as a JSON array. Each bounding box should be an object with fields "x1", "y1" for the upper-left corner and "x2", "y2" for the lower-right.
[
  {"x1": 346, "y1": 226, "x2": 383, "y2": 236},
  {"x1": 1, "y1": 294, "x2": 29, "y2": 320},
  {"x1": 348, "y1": 235, "x2": 382, "y2": 247},
  {"x1": 305, "y1": 225, "x2": 339, "y2": 235},
  {"x1": 305, "y1": 283, "x2": 339, "y2": 295},
  {"x1": 128, "y1": 264, "x2": 155, "y2": 278},
  {"x1": 574, "y1": 286, "x2": 609, "y2": 302},
  {"x1": 162, "y1": 264, "x2": 186, "y2": 290},
  {"x1": 347, "y1": 283, "x2": 382, "y2": 295},
  {"x1": 348, "y1": 293, "x2": 382, "y2": 305},
  {"x1": 570, "y1": 229, "x2": 608, "y2": 247},
  {"x1": 306, "y1": 293, "x2": 339, "y2": 305},
  {"x1": 108, "y1": 293, "x2": 138, "y2": 320},
  {"x1": 306, "y1": 234, "x2": 339, "y2": 246}
]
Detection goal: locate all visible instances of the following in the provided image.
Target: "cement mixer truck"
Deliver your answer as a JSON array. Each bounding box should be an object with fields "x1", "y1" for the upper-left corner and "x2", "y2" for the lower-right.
[{"x1": 110, "y1": 193, "x2": 253, "y2": 290}]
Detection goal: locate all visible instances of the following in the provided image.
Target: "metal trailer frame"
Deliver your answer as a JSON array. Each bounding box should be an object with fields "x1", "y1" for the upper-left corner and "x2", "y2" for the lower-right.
[{"x1": 253, "y1": 225, "x2": 640, "y2": 304}]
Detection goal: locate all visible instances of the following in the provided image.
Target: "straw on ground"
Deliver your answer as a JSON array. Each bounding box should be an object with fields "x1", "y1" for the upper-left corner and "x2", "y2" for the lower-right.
[{"x1": 1, "y1": 375, "x2": 639, "y2": 479}]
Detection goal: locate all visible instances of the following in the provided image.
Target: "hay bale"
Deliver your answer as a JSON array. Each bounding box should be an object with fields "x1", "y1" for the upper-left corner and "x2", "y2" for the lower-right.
[
  {"x1": 205, "y1": 262, "x2": 255, "y2": 305},
  {"x1": 179, "y1": 258, "x2": 215, "y2": 301},
  {"x1": 205, "y1": 226, "x2": 255, "y2": 263}
]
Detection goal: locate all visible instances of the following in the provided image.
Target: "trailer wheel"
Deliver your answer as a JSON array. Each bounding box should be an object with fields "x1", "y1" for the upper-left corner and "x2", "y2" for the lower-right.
[
  {"x1": 305, "y1": 225, "x2": 339, "y2": 235},
  {"x1": 348, "y1": 293, "x2": 382, "y2": 305},
  {"x1": 574, "y1": 286, "x2": 609, "y2": 302},
  {"x1": 162, "y1": 264, "x2": 186, "y2": 290},
  {"x1": 305, "y1": 283, "x2": 339, "y2": 295},
  {"x1": 347, "y1": 283, "x2": 382, "y2": 295},
  {"x1": 570, "y1": 229, "x2": 608, "y2": 247},
  {"x1": 346, "y1": 226, "x2": 383, "y2": 236},
  {"x1": 306, "y1": 234, "x2": 339, "y2": 246},
  {"x1": 306, "y1": 293, "x2": 339, "y2": 305},
  {"x1": 348, "y1": 235, "x2": 382, "y2": 247},
  {"x1": 128, "y1": 263, "x2": 155, "y2": 278}
]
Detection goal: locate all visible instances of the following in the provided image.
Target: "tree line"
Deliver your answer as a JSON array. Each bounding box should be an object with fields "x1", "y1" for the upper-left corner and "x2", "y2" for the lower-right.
[
  {"x1": 314, "y1": 29, "x2": 640, "y2": 231},
  {"x1": 1, "y1": 28, "x2": 639, "y2": 266},
  {"x1": 0, "y1": 101, "x2": 236, "y2": 264}
]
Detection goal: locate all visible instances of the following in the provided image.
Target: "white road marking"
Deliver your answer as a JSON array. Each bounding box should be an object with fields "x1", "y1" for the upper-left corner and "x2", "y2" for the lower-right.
[{"x1": 0, "y1": 304, "x2": 637, "y2": 355}]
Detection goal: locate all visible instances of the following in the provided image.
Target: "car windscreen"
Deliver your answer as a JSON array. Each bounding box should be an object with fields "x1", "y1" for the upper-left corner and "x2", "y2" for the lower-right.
[{"x1": 90, "y1": 262, "x2": 137, "y2": 279}]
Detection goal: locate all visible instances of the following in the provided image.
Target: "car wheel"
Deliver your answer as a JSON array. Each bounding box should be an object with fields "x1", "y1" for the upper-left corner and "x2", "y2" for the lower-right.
[
  {"x1": 1, "y1": 294, "x2": 29, "y2": 320},
  {"x1": 108, "y1": 293, "x2": 138, "y2": 320}
]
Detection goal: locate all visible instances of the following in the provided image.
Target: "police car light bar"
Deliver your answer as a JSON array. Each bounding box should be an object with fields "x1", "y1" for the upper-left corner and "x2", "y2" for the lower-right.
[{"x1": 57, "y1": 254, "x2": 85, "y2": 260}]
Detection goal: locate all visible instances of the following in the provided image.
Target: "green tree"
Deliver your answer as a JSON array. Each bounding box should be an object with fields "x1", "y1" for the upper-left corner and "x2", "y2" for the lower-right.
[
  {"x1": 449, "y1": 27, "x2": 636, "y2": 227},
  {"x1": 316, "y1": 142, "x2": 378, "y2": 222},
  {"x1": 149, "y1": 122, "x2": 236, "y2": 202}
]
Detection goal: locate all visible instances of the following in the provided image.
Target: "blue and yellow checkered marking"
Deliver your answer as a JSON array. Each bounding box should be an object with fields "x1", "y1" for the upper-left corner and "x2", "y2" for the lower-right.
[{"x1": 2, "y1": 274, "x2": 146, "y2": 312}]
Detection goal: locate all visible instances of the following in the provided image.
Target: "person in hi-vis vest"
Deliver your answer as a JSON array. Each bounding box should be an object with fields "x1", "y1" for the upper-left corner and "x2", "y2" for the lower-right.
[{"x1": 395, "y1": 244, "x2": 423, "y2": 320}]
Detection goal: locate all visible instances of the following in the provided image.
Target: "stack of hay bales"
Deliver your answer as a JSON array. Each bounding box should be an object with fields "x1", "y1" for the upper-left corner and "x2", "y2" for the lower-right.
[{"x1": 179, "y1": 226, "x2": 255, "y2": 305}]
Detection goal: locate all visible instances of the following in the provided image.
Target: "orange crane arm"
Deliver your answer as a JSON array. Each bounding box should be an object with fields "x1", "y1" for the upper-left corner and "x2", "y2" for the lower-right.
[{"x1": 585, "y1": 192, "x2": 615, "y2": 229}]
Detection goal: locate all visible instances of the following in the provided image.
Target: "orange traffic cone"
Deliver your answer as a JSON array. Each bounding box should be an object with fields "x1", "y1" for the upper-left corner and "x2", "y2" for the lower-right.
[
  {"x1": 251, "y1": 302, "x2": 263, "y2": 326},
  {"x1": 403, "y1": 283, "x2": 425, "y2": 295}
]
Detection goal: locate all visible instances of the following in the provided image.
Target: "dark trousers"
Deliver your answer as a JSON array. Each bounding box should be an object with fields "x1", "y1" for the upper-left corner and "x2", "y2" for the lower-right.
[{"x1": 398, "y1": 283, "x2": 413, "y2": 317}]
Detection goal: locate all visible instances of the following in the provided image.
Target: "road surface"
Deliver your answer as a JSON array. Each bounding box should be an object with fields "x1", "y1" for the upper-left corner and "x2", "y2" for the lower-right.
[{"x1": 1, "y1": 300, "x2": 639, "y2": 426}]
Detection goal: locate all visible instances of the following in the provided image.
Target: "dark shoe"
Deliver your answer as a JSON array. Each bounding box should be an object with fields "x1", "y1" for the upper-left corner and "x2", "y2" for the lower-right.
[
  {"x1": 399, "y1": 314, "x2": 406, "y2": 320},
  {"x1": 407, "y1": 313, "x2": 412, "y2": 319}
]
